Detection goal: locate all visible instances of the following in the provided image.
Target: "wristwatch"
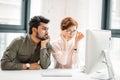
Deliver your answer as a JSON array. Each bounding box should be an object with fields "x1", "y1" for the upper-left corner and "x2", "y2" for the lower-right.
[
  {"x1": 74, "y1": 48, "x2": 77, "y2": 51},
  {"x1": 26, "y1": 63, "x2": 30, "y2": 70}
]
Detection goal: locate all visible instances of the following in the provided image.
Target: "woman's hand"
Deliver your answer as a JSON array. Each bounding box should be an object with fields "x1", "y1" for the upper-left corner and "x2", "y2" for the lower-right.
[
  {"x1": 74, "y1": 31, "x2": 84, "y2": 49},
  {"x1": 60, "y1": 32, "x2": 68, "y2": 51},
  {"x1": 75, "y1": 31, "x2": 84, "y2": 43},
  {"x1": 60, "y1": 32, "x2": 67, "y2": 42}
]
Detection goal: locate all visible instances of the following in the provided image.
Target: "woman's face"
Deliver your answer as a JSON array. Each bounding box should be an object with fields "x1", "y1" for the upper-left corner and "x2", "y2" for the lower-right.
[{"x1": 62, "y1": 26, "x2": 77, "y2": 41}]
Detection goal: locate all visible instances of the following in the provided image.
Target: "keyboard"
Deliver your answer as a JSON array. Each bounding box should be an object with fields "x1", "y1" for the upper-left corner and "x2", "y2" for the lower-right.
[{"x1": 41, "y1": 69, "x2": 72, "y2": 77}]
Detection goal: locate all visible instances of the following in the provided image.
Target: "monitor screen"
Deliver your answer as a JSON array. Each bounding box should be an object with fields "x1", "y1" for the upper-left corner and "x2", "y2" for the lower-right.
[{"x1": 85, "y1": 29, "x2": 111, "y2": 74}]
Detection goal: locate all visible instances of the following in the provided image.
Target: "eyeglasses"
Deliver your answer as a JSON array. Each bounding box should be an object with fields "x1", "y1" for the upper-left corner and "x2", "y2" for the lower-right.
[{"x1": 66, "y1": 29, "x2": 77, "y2": 34}]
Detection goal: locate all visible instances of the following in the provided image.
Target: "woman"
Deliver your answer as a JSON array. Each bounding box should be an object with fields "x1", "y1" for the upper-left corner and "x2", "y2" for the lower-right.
[{"x1": 52, "y1": 17, "x2": 84, "y2": 68}]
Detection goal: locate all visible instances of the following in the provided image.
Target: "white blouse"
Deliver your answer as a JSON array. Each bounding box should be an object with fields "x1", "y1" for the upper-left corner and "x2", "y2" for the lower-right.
[{"x1": 51, "y1": 37, "x2": 79, "y2": 69}]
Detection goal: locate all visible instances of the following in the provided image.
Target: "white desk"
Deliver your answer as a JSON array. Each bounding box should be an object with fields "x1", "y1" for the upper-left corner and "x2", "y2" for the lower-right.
[
  {"x1": 0, "y1": 50, "x2": 119, "y2": 80},
  {"x1": 0, "y1": 69, "x2": 96, "y2": 80}
]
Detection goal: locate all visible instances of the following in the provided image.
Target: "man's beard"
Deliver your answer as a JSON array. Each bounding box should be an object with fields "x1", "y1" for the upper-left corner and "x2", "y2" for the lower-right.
[{"x1": 36, "y1": 31, "x2": 48, "y2": 41}]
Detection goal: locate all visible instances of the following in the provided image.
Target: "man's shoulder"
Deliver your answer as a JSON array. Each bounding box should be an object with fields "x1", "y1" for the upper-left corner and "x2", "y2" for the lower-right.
[
  {"x1": 12, "y1": 34, "x2": 28, "y2": 43},
  {"x1": 6, "y1": 35, "x2": 28, "y2": 49}
]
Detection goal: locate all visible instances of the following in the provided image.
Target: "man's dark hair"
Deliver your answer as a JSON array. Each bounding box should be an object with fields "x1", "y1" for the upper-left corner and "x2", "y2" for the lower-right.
[{"x1": 29, "y1": 16, "x2": 50, "y2": 34}]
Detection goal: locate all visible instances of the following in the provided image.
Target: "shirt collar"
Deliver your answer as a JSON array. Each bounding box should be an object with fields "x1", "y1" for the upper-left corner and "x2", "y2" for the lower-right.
[{"x1": 27, "y1": 34, "x2": 36, "y2": 46}]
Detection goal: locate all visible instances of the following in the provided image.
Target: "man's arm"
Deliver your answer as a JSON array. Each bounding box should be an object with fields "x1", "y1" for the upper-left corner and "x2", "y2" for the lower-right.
[
  {"x1": 40, "y1": 43, "x2": 51, "y2": 69},
  {"x1": 1, "y1": 38, "x2": 23, "y2": 70}
]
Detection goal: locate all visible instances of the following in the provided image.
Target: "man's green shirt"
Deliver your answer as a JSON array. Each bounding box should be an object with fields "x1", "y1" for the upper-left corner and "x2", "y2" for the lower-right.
[{"x1": 1, "y1": 35, "x2": 52, "y2": 70}]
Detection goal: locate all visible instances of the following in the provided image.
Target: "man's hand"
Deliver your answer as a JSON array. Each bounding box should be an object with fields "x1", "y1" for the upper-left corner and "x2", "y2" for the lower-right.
[
  {"x1": 29, "y1": 63, "x2": 41, "y2": 70},
  {"x1": 22, "y1": 63, "x2": 41, "y2": 70},
  {"x1": 41, "y1": 36, "x2": 50, "y2": 49}
]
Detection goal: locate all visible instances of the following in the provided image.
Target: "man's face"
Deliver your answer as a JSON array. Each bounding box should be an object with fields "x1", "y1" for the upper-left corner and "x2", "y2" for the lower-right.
[{"x1": 36, "y1": 22, "x2": 49, "y2": 41}]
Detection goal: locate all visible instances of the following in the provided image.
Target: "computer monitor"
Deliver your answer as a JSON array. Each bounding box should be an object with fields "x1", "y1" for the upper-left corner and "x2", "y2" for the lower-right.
[{"x1": 85, "y1": 29, "x2": 114, "y2": 79}]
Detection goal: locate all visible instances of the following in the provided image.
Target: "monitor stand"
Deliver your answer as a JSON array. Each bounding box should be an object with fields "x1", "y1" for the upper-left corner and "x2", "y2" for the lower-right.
[{"x1": 90, "y1": 50, "x2": 115, "y2": 80}]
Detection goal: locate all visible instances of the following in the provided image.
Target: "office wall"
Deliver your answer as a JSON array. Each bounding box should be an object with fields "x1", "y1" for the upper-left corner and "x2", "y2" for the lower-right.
[
  {"x1": 30, "y1": 0, "x2": 102, "y2": 67},
  {"x1": 30, "y1": 0, "x2": 102, "y2": 40}
]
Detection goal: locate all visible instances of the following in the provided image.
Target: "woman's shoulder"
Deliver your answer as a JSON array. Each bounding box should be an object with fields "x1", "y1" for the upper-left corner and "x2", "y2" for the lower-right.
[
  {"x1": 52, "y1": 37, "x2": 62, "y2": 43},
  {"x1": 51, "y1": 37, "x2": 63, "y2": 47}
]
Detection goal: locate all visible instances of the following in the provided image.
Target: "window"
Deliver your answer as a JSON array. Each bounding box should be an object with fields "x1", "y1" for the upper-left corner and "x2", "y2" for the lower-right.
[
  {"x1": 110, "y1": 0, "x2": 120, "y2": 29},
  {"x1": 0, "y1": 0, "x2": 21, "y2": 25},
  {"x1": 0, "y1": 33, "x2": 25, "y2": 59},
  {"x1": 102, "y1": 0, "x2": 120, "y2": 37},
  {"x1": 102, "y1": 0, "x2": 120, "y2": 59},
  {"x1": 0, "y1": 0, "x2": 30, "y2": 33},
  {"x1": 0, "y1": 0, "x2": 30, "y2": 59}
]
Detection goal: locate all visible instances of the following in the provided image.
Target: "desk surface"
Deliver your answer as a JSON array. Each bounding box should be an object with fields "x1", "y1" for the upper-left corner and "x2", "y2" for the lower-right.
[
  {"x1": 0, "y1": 52, "x2": 120, "y2": 80},
  {"x1": 0, "y1": 69, "x2": 96, "y2": 80},
  {"x1": 0, "y1": 68, "x2": 120, "y2": 80},
  {"x1": 0, "y1": 53, "x2": 120, "y2": 80}
]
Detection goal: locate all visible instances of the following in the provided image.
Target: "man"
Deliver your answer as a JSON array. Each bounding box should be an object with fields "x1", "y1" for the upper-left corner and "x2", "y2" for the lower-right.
[{"x1": 1, "y1": 16, "x2": 52, "y2": 70}]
